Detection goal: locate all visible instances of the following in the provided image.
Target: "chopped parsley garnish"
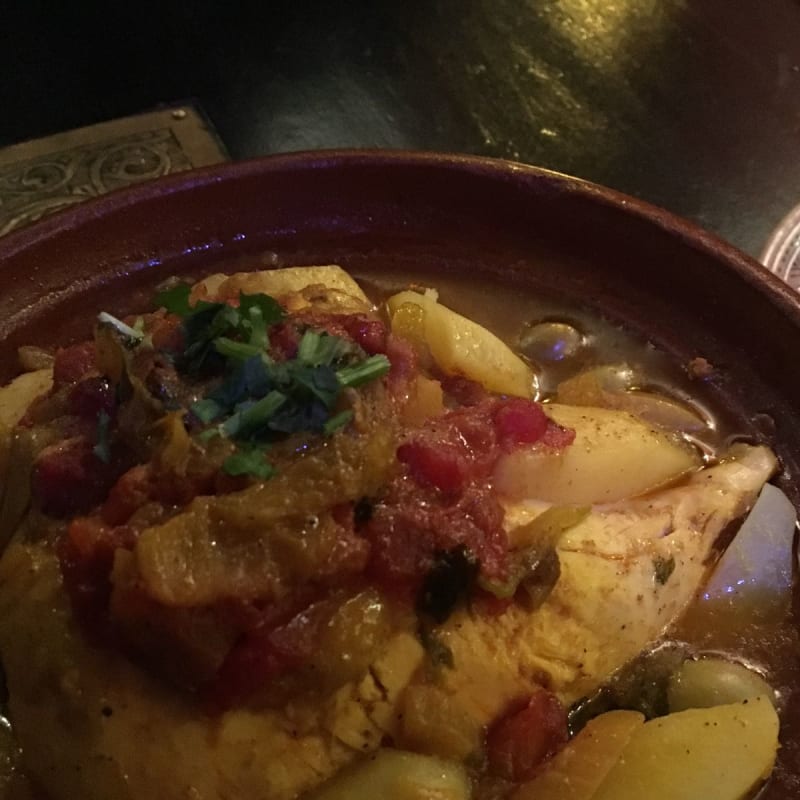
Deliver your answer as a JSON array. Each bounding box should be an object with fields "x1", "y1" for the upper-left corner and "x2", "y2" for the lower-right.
[
  {"x1": 297, "y1": 329, "x2": 355, "y2": 366},
  {"x1": 156, "y1": 285, "x2": 286, "y2": 376},
  {"x1": 154, "y1": 283, "x2": 194, "y2": 317},
  {"x1": 221, "y1": 390, "x2": 287, "y2": 438},
  {"x1": 153, "y1": 286, "x2": 391, "y2": 480},
  {"x1": 222, "y1": 445, "x2": 277, "y2": 480},
  {"x1": 336, "y1": 355, "x2": 390, "y2": 388},
  {"x1": 323, "y1": 409, "x2": 355, "y2": 435}
]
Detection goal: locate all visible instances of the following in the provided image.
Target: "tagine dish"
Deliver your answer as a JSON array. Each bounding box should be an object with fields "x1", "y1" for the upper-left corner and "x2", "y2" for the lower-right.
[{"x1": 0, "y1": 264, "x2": 794, "y2": 800}]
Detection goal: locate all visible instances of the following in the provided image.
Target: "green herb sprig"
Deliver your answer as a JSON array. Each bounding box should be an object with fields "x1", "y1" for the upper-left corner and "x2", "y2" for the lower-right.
[{"x1": 157, "y1": 284, "x2": 390, "y2": 479}]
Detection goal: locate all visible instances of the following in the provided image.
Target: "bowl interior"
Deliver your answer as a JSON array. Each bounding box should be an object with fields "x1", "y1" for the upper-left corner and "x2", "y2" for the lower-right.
[
  {"x1": 3, "y1": 152, "x2": 799, "y2": 496},
  {"x1": 0, "y1": 151, "x2": 799, "y2": 795}
]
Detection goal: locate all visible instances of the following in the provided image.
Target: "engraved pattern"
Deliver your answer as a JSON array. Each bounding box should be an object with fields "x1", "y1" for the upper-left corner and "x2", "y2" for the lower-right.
[{"x1": 0, "y1": 129, "x2": 194, "y2": 236}]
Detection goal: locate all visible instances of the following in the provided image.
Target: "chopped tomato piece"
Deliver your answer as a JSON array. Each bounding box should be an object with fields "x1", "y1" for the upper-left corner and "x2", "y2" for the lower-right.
[
  {"x1": 202, "y1": 593, "x2": 326, "y2": 713},
  {"x1": 486, "y1": 690, "x2": 569, "y2": 782},
  {"x1": 67, "y1": 376, "x2": 116, "y2": 419},
  {"x1": 397, "y1": 439, "x2": 469, "y2": 493},
  {"x1": 32, "y1": 437, "x2": 123, "y2": 517},
  {"x1": 58, "y1": 517, "x2": 136, "y2": 640},
  {"x1": 53, "y1": 341, "x2": 97, "y2": 387},
  {"x1": 494, "y1": 398, "x2": 549, "y2": 447}
]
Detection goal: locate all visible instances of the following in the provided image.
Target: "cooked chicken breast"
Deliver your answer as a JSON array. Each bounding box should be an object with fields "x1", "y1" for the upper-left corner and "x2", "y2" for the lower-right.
[
  {"x1": 436, "y1": 444, "x2": 777, "y2": 726},
  {"x1": 0, "y1": 445, "x2": 774, "y2": 800}
]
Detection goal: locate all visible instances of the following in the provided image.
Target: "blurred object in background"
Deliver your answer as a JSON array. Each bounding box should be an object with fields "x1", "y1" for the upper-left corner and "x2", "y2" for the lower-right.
[
  {"x1": 0, "y1": 104, "x2": 228, "y2": 237},
  {"x1": 761, "y1": 204, "x2": 800, "y2": 292}
]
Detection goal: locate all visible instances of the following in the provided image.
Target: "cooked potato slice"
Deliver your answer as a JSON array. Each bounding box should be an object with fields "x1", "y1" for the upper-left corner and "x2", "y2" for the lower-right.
[
  {"x1": 0, "y1": 368, "x2": 53, "y2": 546},
  {"x1": 592, "y1": 696, "x2": 779, "y2": 800},
  {"x1": 0, "y1": 368, "x2": 52, "y2": 429},
  {"x1": 511, "y1": 710, "x2": 644, "y2": 800},
  {"x1": 556, "y1": 367, "x2": 709, "y2": 435},
  {"x1": 495, "y1": 403, "x2": 700, "y2": 505},
  {"x1": 307, "y1": 749, "x2": 471, "y2": 800},
  {"x1": 190, "y1": 265, "x2": 370, "y2": 305},
  {"x1": 667, "y1": 658, "x2": 776, "y2": 712},
  {"x1": 386, "y1": 290, "x2": 534, "y2": 398}
]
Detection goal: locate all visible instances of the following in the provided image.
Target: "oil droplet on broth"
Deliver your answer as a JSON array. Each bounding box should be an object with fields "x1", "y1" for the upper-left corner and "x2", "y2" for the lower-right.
[{"x1": 519, "y1": 320, "x2": 585, "y2": 363}]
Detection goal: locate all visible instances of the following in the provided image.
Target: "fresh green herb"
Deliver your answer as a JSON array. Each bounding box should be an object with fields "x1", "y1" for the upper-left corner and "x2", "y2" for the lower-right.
[
  {"x1": 154, "y1": 283, "x2": 194, "y2": 316},
  {"x1": 653, "y1": 555, "x2": 676, "y2": 585},
  {"x1": 222, "y1": 445, "x2": 276, "y2": 480},
  {"x1": 165, "y1": 291, "x2": 283, "y2": 376},
  {"x1": 336, "y1": 354, "x2": 391, "y2": 388},
  {"x1": 209, "y1": 357, "x2": 272, "y2": 409},
  {"x1": 93, "y1": 411, "x2": 112, "y2": 464},
  {"x1": 156, "y1": 287, "x2": 391, "y2": 474},
  {"x1": 266, "y1": 398, "x2": 329, "y2": 435},
  {"x1": 190, "y1": 398, "x2": 225, "y2": 424},
  {"x1": 222, "y1": 391, "x2": 287, "y2": 439},
  {"x1": 297, "y1": 330, "x2": 355, "y2": 367},
  {"x1": 291, "y1": 364, "x2": 340, "y2": 408},
  {"x1": 238, "y1": 293, "x2": 284, "y2": 343},
  {"x1": 323, "y1": 409, "x2": 354, "y2": 435},
  {"x1": 214, "y1": 337, "x2": 264, "y2": 361}
]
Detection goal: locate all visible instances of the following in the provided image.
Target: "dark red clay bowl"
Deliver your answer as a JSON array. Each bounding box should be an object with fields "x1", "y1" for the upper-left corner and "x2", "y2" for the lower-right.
[{"x1": 0, "y1": 150, "x2": 798, "y2": 794}]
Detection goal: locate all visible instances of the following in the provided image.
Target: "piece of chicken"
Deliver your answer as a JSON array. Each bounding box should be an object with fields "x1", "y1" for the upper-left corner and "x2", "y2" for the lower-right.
[
  {"x1": 434, "y1": 444, "x2": 777, "y2": 727},
  {"x1": 0, "y1": 445, "x2": 775, "y2": 800}
]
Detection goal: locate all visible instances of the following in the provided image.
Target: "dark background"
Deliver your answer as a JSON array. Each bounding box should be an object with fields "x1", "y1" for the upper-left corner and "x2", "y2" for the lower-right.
[{"x1": 3, "y1": 0, "x2": 800, "y2": 257}]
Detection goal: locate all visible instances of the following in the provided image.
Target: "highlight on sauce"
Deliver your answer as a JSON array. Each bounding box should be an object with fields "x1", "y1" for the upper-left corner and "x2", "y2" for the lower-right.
[{"x1": 0, "y1": 264, "x2": 795, "y2": 800}]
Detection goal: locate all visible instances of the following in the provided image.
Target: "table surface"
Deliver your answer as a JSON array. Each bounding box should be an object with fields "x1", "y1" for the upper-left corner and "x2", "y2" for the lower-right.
[{"x1": 3, "y1": 0, "x2": 800, "y2": 259}]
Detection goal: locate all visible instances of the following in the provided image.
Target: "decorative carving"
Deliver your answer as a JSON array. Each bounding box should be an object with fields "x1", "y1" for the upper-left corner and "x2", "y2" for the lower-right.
[{"x1": 0, "y1": 129, "x2": 195, "y2": 236}]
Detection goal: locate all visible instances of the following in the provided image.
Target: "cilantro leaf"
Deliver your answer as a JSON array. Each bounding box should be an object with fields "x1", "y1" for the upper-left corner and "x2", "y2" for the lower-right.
[
  {"x1": 267, "y1": 398, "x2": 330, "y2": 434},
  {"x1": 208, "y1": 356, "x2": 272, "y2": 410},
  {"x1": 297, "y1": 330, "x2": 354, "y2": 367},
  {"x1": 154, "y1": 283, "x2": 194, "y2": 316},
  {"x1": 222, "y1": 390, "x2": 287, "y2": 438},
  {"x1": 290, "y1": 364, "x2": 340, "y2": 408},
  {"x1": 190, "y1": 398, "x2": 225, "y2": 424},
  {"x1": 214, "y1": 337, "x2": 263, "y2": 361},
  {"x1": 238, "y1": 292, "x2": 284, "y2": 339},
  {"x1": 179, "y1": 304, "x2": 237, "y2": 375},
  {"x1": 222, "y1": 445, "x2": 276, "y2": 480},
  {"x1": 323, "y1": 409, "x2": 354, "y2": 435},
  {"x1": 336, "y1": 354, "x2": 391, "y2": 388}
]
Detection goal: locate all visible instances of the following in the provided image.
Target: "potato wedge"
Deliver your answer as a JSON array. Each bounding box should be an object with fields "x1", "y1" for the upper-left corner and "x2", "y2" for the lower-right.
[
  {"x1": 0, "y1": 368, "x2": 53, "y2": 547},
  {"x1": 387, "y1": 290, "x2": 534, "y2": 398},
  {"x1": 0, "y1": 368, "x2": 52, "y2": 429},
  {"x1": 511, "y1": 710, "x2": 644, "y2": 800},
  {"x1": 667, "y1": 658, "x2": 776, "y2": 712},
  {"x1": 307, "y1": 749, "x2": 470, "y2": 800},
  {"x1": 592, "y1": 696, "x2": 779, "y2": 800},
  {"x1": 190, "y1": 265, "x2": 370, "y2": 306},
  {"x1": 495, "y1": 403, "x2": 700, "y2": 505}
]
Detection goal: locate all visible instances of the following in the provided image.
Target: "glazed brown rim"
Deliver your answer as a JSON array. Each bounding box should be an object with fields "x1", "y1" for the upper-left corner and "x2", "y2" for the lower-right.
[{"x1": 2, "y1": 149, "x2": 799, "y2": 324}]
